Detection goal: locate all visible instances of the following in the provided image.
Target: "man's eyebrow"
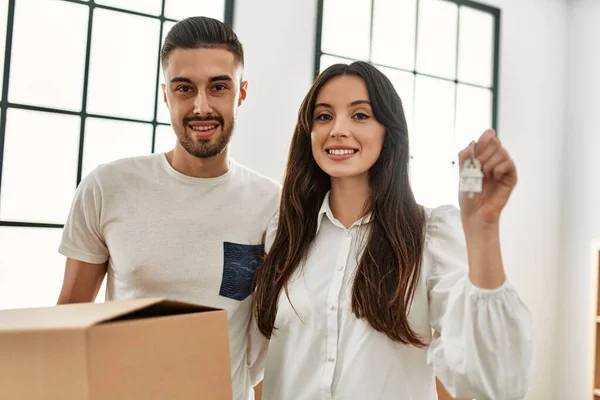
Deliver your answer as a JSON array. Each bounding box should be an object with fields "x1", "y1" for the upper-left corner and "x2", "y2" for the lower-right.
[
  {"x1": 169, "y1": 75, "x2": 234, "y2": 84},
  {"x1": 169, "y1": 77, "x2": 192, "y2": 84},
  {"x1": 209, "y1": 75, "x2": 234, "y2": 82}
]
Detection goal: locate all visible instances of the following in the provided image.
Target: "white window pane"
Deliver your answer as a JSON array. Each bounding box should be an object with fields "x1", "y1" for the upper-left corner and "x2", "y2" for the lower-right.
[
  {"x1": 157, "y1": 21, "x2": 176, "y2": 124},
  {"x1": 457, "y1": 7, "x2": 494, "y2": 87},
  {"x1": 412, "y1": 75, "x2": 455, "y2": 159},
  {"x1": 165, "y1": 0, "x2": 225, "y2": 21},
  {"x1": 0, "y1": 109, "x2": 80, "y2": 224},
  {"x1": 9, "y1": 0, "x2": 88, "y2": 111},
  {"x1": 319, "y1": 54, "x2": 353, "y2": 74},
  {"x1": 376, "y1": 66, "x2": 414, "y2": 135},
  {"x1": 154, "y1": 124, "x2": 175, "y2": 153},
  {"x1": 454, "y1": 84, "x2": 492, "y2": 154},
  {"x1": 416, "y1": 0, "x2": 458, "y2": 80},
  {"x1": 82, "y1": 118, "x2": 153, "y2": 178},
  {"x1": 410, "y1": 158, "x2": 458, "y2": 208},
  {"x1": 156, "y1": 83, "x2": 171, "y2": 124},
  {"x1": 0, "y1": 227, "x2": 64, "y2": 310},
  {"x1": 371, "y1": 0, "x2": 417, "y2": 70},
  {"x1": 96, "y1": 0, "x2": 162, "y2": 16},
  {"x1": 321, "y1": 0, "x2": 371, "y2": 61},
  {"x1": 86, "y1": 9, "x2": 160, "y2": 121},
  {"x1": 0, "y1": 0, "x2": 9, "y2": 97}
]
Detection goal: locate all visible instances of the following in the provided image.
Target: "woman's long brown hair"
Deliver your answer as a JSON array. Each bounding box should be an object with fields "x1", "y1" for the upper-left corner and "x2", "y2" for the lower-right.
[{"x1": 253, "y1": 61, "x2": 426, "y2": 345}]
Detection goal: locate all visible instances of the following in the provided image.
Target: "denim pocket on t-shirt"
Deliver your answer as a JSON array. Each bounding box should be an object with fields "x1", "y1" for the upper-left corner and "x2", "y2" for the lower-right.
[{"x1": 219, "y1": 242, "x2": 264, "y2": 301}]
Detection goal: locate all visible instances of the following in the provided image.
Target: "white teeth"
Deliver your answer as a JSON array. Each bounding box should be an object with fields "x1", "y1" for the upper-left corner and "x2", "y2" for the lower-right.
[
  {"x1": 190, "y1": 124, "x2": 217, "y2": 131},
  {"x1": 328, "y1": 149, "x2": 356, "y2": 155}
]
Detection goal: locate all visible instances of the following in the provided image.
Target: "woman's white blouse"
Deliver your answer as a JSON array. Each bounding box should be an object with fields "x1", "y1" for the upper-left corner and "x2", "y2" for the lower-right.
[{"x1": 258, "y1": 194, "x2": 533, "y2": 400}]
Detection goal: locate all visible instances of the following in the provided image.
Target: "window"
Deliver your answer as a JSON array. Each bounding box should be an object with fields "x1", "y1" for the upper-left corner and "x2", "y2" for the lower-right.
[
  {"x1": 315, "y1": 0, "x2": 500, "y2": 208},
  {"x1": 0, "y1": 0, "x2": 234, "y2": 309}
]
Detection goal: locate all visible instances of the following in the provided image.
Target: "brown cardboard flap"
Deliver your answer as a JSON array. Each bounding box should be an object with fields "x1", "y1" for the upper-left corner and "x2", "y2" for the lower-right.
[
  {"x1": 102, "y1": 299, "x2": 221, "y2": 323},
  {"x1": 0, "y1": 298, "x2": 221, "y2": 332}
]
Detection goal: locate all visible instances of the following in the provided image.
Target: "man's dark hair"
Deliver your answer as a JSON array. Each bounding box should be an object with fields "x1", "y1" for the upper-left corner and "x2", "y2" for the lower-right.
[{"x1": 160, "y1": 16, "x2": 244, "y2": 69}]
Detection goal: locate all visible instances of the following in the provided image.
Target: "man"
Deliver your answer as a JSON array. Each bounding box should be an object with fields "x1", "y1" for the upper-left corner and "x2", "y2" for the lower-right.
[{"x1": 57, "y1": 16, "x2": 278, "y2": 400}]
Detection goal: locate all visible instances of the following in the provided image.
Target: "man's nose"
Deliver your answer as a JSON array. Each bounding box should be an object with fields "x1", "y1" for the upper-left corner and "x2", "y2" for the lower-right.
[{"x1": 193, "y1": 93, "x2": 213, "y2": 116}]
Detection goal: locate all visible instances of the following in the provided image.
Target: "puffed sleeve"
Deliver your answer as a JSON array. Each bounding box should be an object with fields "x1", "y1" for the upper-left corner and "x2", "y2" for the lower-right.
[{"x1": 424, "y1": 205, "x2": 533, "y2": 399}]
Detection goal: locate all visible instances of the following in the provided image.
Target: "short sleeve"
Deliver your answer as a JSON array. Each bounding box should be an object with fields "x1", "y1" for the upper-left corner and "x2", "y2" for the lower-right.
[
  {"x1": 58, "y1": 170, "x2": 109, "y2": 264},
  {"x1": 247, "y1": 211, "x2": 280, "y2": 385},
  {"x1": 264, "y1": 211, "x2": 279, "y2": 254}
]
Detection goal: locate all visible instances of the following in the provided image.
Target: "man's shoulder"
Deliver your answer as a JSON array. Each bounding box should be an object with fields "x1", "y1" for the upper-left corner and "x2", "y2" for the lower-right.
[
  {"x1": 232, "y1": 161, "x2": 282, "y2": 196},
  {"x1": 93, "y1": 153, "x2": 160, "y2": 180}
]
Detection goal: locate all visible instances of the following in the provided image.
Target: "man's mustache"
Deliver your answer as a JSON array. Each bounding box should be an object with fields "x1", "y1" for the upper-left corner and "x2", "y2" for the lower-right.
[{"x1": 183, "y1": 115, "x2": 225, "y2": 126}]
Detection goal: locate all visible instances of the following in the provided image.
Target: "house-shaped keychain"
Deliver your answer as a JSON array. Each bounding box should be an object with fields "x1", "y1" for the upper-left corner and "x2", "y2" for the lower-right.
[{"x1": 459, "y1": 158, "x2": 483, "y2": 198}]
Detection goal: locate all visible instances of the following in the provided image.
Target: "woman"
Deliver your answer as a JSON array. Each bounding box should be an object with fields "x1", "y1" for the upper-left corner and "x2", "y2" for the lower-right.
[{"x1": 253, "y1": 61, "x2": 532, "y2": 399}]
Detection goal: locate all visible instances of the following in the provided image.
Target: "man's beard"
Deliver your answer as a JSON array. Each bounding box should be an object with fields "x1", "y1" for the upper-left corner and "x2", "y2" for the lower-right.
[{"x1": 179, "y1": 114, "x2": 233, "y2": 159}]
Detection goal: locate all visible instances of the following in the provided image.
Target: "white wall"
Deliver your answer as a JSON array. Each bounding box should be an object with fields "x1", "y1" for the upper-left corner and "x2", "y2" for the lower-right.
[
  {"x1": 231, "y1": 0, "x2": 317, "y2": 183},
  {"x1": 478, "y1": 1, "x2": 569, "y2": 398},
  {"x1": 560, "y1": 1, "x2": 600, "y2": 399},
  {"x1": 232, "y1": 0, "x2": 570, "y2": 399}
]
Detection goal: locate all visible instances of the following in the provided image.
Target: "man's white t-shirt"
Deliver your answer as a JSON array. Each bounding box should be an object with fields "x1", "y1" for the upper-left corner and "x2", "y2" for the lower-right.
[{"x1": 59, "y1": 153, "x2": 280, "y2": 400}]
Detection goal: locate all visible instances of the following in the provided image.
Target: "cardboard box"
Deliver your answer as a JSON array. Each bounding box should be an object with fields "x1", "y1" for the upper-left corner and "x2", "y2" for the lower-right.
[{"x1": 0, "y1": 298, "x2": 232, "y2": 400}]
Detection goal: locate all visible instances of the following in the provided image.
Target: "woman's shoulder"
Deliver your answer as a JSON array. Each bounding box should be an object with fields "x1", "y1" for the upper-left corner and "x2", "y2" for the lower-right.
[{"x1": 421, "y1": 204, "x2": 463, "y2": 244}]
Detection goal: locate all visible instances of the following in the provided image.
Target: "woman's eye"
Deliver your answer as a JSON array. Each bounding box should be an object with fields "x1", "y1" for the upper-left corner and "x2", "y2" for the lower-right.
[
  {"x1": 316, "y1": 114, "x2": 332, "y2": 121},
  {"x1": 354, "y1": 113, "x2": 369, "y2": 120}
]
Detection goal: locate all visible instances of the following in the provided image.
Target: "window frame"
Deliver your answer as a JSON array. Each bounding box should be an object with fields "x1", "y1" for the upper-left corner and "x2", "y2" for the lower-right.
[
  {"x1": 314, "y1": 0, "x2": 501, "y2": 133},
  {"x1": 0, "y1": 0, "x2": 235, "y2": 230}
]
